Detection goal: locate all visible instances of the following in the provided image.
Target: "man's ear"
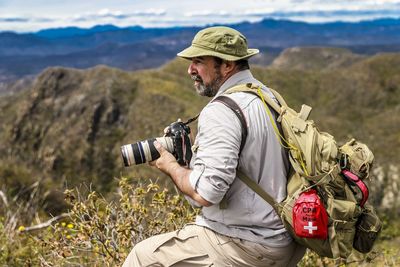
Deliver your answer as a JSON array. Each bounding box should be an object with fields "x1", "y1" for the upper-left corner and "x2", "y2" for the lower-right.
[{"x1": 222, "y1": 60, "x2": 236, "y2": 76}]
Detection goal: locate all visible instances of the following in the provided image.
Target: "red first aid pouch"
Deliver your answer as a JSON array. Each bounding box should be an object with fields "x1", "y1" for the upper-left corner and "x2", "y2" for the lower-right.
[{"x1": 293, "y1": 189, "x2": 328, "y2": 239}]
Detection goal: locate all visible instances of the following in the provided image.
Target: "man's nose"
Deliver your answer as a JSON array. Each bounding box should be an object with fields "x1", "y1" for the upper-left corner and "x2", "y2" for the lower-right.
[{"x1": 187, "y1": 62, "x2": 195, "y2": 75}]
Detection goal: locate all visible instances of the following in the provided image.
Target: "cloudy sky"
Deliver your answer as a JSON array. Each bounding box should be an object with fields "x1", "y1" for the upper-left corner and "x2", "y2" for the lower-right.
[{"x1": 1, "y1": 0, "x2": 400, "y2": 32}]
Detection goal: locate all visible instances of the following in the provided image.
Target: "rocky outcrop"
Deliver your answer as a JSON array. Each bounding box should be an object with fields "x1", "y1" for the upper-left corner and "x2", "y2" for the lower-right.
[{"x1": 271, "y1": 47, "x2": 365, "y2": 71}]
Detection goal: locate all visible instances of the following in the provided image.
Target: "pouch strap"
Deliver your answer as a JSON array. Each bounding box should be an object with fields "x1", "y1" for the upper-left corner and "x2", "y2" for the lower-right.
[
  {"x1": 236, "y1": 170, "x2": 279, "y2": 213},
  {"x1": 341, "y1": 169, "x2": 369, "y2": 207}
]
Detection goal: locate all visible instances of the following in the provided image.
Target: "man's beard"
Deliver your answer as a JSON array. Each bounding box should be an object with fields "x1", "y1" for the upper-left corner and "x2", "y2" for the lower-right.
[{"x1": 191, "y1": 72, "x2": 222, "y2": 97}]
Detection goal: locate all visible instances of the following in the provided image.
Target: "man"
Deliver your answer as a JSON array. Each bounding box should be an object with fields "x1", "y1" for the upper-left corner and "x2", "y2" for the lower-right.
[{"x1": 123, "y1": 26, "x2": 305, "y2": 267}]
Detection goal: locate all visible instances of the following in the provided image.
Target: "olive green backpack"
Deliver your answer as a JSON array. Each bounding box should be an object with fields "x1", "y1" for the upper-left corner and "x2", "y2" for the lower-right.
[{"x1": 217, "y1": 83, "x2": 382, "y2": 260}]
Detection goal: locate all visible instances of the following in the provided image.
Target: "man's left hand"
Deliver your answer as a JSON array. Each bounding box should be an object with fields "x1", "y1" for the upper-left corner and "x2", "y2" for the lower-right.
[{"x1": 149, "y1": 141, "x2": 180, "y2": 176}]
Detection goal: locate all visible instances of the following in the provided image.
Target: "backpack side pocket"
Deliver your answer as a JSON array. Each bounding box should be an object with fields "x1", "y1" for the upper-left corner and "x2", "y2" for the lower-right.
[{"x1": 353, "y1": 205, "x2": 382, "y2": 253}]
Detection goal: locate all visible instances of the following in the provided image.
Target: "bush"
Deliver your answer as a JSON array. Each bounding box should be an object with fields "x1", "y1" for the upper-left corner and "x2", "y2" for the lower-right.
[
  {"x1": 37, "y1": 177, "x2": 198, "y2": 266},
  {"x1": 1, "y1": 177, "x2": 399, "y2": 266}
]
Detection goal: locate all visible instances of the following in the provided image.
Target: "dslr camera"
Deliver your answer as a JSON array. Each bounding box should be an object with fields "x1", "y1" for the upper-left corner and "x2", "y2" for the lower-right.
[{"x1": 121, "y1": 120, "x2": 193, "y2": 167}]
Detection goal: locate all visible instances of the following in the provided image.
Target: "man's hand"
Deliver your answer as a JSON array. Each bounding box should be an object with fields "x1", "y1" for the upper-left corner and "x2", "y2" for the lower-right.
[
  {"x1": 149, "y1": 141, "x2": 212, "y2": 207},
  {"x1": 149, "y1": 141, "x2": 180, "y2": 176}
]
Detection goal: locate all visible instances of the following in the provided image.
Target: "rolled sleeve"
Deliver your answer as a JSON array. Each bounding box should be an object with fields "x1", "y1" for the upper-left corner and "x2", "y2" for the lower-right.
[
  {"x1": 189, "y1": 163, "x2": 205, "y2": 189},
  {"x1": 190, "y1": 101, "x2": 243, "y2": 204},
  {"x1": 184, "y1": 195, "x2": 202, "y2": 208}
]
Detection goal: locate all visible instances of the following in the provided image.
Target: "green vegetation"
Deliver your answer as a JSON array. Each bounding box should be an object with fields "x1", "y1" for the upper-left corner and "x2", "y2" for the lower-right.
[
  {"x1": 1, "y1": 178, "x2": 399, "y2": 266},
  {"x1": 0, "y1": 178, "x2": 197, "y2": 266},
  {"x1": 0, "y1": 48, "x2": 399, "y2": 265}
]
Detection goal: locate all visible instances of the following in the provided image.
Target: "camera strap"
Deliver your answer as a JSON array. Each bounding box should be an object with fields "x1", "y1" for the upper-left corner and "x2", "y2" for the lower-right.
[{"x1": 183, "y1": 114, "x2": 199, "y2": 125}]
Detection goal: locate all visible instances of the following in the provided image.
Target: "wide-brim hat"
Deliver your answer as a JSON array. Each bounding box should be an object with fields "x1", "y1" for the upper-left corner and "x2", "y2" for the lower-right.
[{"x1": 177, "y1": 26, "x2": 259, "y2": 61}]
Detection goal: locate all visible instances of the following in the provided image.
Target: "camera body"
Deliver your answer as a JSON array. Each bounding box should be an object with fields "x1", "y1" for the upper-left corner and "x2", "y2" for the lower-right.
[{"x1": 121, "y1": 121, "x2": 193, "y2": 167}]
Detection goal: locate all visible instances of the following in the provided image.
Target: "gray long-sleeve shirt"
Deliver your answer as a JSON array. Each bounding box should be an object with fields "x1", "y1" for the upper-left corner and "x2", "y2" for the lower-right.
[{"x1": 188, "y1": 69, "x2": 292, "y2": 247}]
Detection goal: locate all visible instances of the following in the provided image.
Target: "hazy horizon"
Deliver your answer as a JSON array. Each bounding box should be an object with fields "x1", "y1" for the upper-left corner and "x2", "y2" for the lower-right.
[{"x1": 1, "y1": 0, "x2": 400, "y2": 33}]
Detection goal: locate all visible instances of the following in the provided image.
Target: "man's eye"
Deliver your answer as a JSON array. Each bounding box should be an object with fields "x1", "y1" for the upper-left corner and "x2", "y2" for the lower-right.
[{"x1": 192, "y1": 58, "x2": 204, "y2": 65}]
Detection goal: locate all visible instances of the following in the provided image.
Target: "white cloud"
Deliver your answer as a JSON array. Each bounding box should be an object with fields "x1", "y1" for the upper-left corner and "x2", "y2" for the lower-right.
[
  {"x1": 244, "y1": 8, "x2": 277, "y2": 15},
  {"x1": 130, "y1": 9, "x2": 166, "y2": 16},
  {"x1": 184, "y1": 10, "x2": 231, "y2": 17},
  {"x1": 1, "y1": 0, "x2": 400, "y2": 32},
  {"x1": 97, "y1": 9, "x2": 122, "y2": 16},
  {"x1": 67, "y1": 8, "x2": 167, "y2": 23}
]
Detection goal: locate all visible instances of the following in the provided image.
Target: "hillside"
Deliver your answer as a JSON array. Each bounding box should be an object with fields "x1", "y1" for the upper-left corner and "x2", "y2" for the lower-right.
[
  {"x1": 0, "y1": 50, "x2": 399, "y2": 214},
  {"x1": 270, "y1": 47, "x2": 366, "y2": 70},
  {"x1": 254, "y1": 52, "x2": 400, "y2": 165},
  {"x1": 0, "y1": 59, "x2": 206, "y2": 212}
]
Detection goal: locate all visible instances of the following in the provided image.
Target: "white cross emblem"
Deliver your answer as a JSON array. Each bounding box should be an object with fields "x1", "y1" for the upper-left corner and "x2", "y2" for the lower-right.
[{"x1": 304, "y1": 221, "x2": 318, "y2": 234}]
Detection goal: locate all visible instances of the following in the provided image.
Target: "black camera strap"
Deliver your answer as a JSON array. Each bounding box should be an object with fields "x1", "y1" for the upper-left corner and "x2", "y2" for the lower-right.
[{"x1": 183, "y1": 114, "x2": 199, "y2": 125}]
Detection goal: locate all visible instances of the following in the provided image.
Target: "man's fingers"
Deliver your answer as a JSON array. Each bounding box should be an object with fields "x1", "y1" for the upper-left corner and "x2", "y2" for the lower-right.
[
  {"x1": 163, "y1": 126, "x2": 169, "y2": 135},
  {"x1": 154, "y1": 141, "x2": 165, "y2": 154}
]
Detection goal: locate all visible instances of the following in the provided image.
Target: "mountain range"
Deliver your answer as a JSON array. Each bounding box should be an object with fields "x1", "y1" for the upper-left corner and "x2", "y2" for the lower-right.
[
  {"x1": 0, "y1": 47, "x2": 399, "y2": 214},
  {"x1": 1, "y1": 18, "x2": 400, "y2": 91}
]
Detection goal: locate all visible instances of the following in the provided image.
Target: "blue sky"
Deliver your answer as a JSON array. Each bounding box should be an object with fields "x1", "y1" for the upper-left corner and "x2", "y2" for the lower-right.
[{"x1": 1, "y1": 0, "x2": 400, "y2": 32}]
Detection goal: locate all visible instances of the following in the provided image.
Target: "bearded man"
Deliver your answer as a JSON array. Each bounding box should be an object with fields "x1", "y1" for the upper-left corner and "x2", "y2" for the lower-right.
[{"x1": 123, "y1": 26, "x2": 305, "y2": 267}]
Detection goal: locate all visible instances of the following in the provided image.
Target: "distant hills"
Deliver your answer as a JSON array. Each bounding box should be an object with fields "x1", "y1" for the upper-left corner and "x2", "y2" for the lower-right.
[
  {"x1": 0, "y1": 48, "x2": 399, "y2": 213},
  {"x1": 270, "y1": 47, "x2": 366, "y2": 70},
  {"x1": 1, "y1": 18, "x2": 400, "y2": 90},
  {"x1": 35, "y1": 24, "x2": 123, "y2": 39}
]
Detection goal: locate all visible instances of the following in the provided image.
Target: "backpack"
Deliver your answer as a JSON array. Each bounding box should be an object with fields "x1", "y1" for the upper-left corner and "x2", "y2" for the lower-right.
[{"x1": 213, "y1": 83, "x2": 382, "y2": 260}]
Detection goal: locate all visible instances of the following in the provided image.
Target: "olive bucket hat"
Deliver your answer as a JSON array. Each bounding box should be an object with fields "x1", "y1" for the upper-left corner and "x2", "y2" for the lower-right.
[{"x1": 177, "y1": 26, "x2": 259, "y2": 61}]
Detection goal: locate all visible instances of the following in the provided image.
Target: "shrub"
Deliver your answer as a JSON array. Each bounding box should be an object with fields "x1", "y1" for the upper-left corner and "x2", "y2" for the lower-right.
[
  {"x1": 38, "y1": 177, "x2": 198, "y2": 266},
  {"x1": 1, "y1": 177, "x2": 399, "y2": 266}
]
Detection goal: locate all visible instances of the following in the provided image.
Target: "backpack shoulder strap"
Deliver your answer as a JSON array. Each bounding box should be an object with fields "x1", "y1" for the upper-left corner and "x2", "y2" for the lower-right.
[
  {"x1": 212, "y1": 95, "x2": 248, "y2": 154},
  {"x1": 212, "y1": 93, "x2": 279, "y2": 211},
  {"x1": 230, "y1": 84, "x2": 314, "y2": 122},
  {"x1": 225, "y1": 83, "x2": 283, "y2": 114}
]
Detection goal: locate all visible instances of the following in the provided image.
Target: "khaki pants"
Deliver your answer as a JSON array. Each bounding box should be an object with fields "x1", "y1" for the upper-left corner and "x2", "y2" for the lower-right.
[{"x1": 122, "y1": 224, "x2": 305, "y2": 267}]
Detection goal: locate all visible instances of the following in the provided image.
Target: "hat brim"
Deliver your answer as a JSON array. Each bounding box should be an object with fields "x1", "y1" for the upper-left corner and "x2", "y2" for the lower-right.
[{"x1": 177, "y1": 46, "x2": 259, "y2": 61}]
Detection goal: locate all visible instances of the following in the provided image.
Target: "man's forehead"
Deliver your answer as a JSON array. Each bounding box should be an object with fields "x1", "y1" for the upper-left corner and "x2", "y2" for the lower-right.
[{"x1": 191, "y1": 56, "x2": 214, "y2": 61}]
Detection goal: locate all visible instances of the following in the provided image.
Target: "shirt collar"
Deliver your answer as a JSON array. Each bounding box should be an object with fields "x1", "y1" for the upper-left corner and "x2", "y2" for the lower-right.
[{"x1": 214, "y1": 70, "x2": 255, "y2": 99}]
